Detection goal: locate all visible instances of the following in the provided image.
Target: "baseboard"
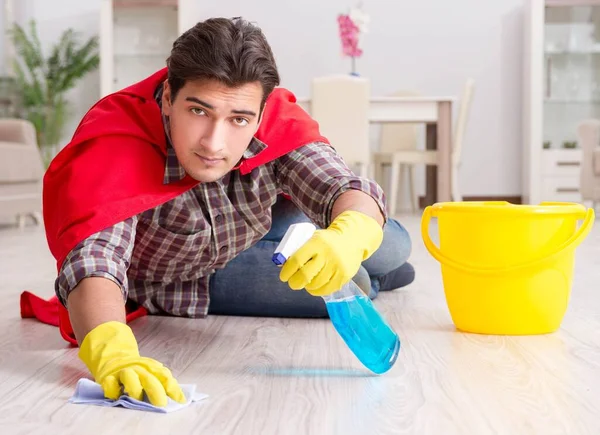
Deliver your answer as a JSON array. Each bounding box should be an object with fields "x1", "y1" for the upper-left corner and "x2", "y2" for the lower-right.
[{"x1": 418, "y1": 195, "x2": 522, "y2": 209}]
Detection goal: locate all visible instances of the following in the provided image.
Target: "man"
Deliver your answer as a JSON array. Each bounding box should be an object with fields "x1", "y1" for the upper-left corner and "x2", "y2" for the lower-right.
[{"x1": 41, "y1": 17, "x2": 414, "y2": 406}]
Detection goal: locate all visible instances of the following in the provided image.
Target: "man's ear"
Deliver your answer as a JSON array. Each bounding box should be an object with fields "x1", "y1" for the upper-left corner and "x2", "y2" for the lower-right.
[{"x1": 162, "y1": 80, "x2": 172, "y2": 115}]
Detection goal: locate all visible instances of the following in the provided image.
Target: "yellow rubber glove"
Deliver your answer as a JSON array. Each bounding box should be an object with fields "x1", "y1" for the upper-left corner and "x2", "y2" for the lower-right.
[
  {"x1": 78, "y1": 321, "x2": 186, "y2": 407},
  {"x1": 279, "y1": 210, "x2": 384, "y2": 296}
]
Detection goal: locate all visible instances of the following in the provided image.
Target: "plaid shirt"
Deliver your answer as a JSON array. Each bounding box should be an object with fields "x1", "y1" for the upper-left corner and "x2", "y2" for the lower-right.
[{"x1": 55, "y1": 88, "x2": 387, "y2": 317}]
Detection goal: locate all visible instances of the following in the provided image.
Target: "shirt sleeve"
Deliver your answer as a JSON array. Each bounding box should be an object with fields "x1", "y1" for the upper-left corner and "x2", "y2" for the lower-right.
[
  {"x1": 274, "y1": 141, "x2": 388, "y2": 228},
  {"x1": 54, "y1": 216, "x2": 138, "y2": 307}
]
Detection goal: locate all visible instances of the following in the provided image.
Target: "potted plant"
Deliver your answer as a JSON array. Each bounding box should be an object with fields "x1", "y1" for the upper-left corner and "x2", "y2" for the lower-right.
[
  {"x1": 337, "y1": 5, "x2": 369, "y2": 76},
  {"x1": 8, "y1": 20, "x2": 100, "y2": 167},
  {"x1": 0, "y1": 75, "x2": 21, "y2": 118}
]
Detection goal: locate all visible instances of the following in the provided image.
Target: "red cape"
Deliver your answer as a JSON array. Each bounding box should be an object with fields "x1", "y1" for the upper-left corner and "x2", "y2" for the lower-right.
[{"x1": 20, "y1": 67, "x2": 328, "y2": 345}]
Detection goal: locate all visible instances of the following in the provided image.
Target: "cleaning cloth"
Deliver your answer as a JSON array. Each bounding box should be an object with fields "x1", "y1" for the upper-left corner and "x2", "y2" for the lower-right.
[{"x1": 69, "y1": 378, "x2": 208, "y2": 413}]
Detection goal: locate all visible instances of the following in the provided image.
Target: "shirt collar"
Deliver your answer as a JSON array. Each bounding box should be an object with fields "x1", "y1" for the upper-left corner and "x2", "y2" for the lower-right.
[
  {"x1": 241, "y1": 137, "x2": 268, "y2": 161},
  {"x1": 156, "y1": 85, "x2": 268, "y2": 184}
]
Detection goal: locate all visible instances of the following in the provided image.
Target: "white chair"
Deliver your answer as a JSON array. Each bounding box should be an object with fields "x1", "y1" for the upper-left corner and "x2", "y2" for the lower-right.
[
  {"x1": 310, "y1": 75, "x2": 371, "y2": 178},
  {"x1": 372, "y1": 90, "x2": 421, "y2": 213},
  {"x1": 0, "y1": 118, "x2": 44, "y2": 229},
  {"x1": 373, "y1": 78, "x2": 475, "y2": 214}
]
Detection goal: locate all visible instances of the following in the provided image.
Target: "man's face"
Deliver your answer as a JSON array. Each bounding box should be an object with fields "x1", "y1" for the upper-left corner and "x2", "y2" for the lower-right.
[{"x1": 162, "y1": 79, "x2": 263, "y2": 182}]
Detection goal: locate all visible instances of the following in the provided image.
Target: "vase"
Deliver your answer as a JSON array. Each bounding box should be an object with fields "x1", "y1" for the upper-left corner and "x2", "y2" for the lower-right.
[{"x1": 349, "y1": 56, "x2": 360, "y2": 76}]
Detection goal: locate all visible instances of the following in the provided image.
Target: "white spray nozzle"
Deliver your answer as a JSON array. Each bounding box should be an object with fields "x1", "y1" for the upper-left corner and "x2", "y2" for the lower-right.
[{"x1": 272, "y1": 222, "x2": 317, "y2": 266}]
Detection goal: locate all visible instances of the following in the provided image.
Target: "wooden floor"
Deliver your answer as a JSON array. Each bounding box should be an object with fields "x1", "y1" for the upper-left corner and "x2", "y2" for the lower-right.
[{"x1": 0, "y1": 214, "x2": 599, "y2": 435}]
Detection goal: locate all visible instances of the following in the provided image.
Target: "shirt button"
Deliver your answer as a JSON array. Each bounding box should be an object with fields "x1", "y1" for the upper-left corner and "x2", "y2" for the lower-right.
[
  {"x1": 215, "y1": 215, "x2": 223, "y2": 224},
  {"x1": 219, "y1": 246, "x2": 228, "y2": 254}
]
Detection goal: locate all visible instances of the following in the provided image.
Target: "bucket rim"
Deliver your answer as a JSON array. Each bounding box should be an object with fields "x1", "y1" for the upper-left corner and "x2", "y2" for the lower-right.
[{"x1": 427, "y1": 201, "x2": 587, "y2": 216}]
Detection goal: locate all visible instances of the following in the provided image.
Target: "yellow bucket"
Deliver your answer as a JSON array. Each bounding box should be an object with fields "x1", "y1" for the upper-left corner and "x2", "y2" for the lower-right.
[{"x1": 421, "y1": 201, "x2": 594, "y2": 335}]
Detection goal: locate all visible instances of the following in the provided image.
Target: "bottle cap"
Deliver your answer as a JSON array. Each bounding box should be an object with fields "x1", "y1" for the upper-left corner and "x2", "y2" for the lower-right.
[{"x1": 271, "y1": 222, "x2": 316, "y2": 265}]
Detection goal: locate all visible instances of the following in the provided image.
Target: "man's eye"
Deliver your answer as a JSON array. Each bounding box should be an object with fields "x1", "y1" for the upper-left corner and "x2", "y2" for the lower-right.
[
  {"x1": 191, "y1": 108, "x2": 206, "y2": 116},
  {"x1": 233, "y1": 117, "x2": 249, "y2": 126}
]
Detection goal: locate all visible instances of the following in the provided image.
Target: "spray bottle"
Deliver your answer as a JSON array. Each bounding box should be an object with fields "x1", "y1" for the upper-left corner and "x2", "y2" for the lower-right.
[{"x1": 272, "y1": 222, "x2": 400, "y2": 374}]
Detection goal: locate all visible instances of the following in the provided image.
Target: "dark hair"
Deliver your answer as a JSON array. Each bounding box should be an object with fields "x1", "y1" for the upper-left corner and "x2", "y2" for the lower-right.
[{"x1": 166, "y1": 17, "x2": 280, "y2": 110}]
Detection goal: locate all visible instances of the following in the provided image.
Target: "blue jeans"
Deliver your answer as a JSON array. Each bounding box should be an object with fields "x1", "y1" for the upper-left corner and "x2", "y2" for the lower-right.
[{"x1": 208, "y1": 198, "x2": 412, "y2": 317}]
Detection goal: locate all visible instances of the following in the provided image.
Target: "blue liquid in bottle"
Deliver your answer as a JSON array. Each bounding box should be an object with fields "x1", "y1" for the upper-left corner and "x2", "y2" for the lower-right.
[
  {"x1": 271, "y1": 222, "x2": 401, "y2": 374},
  {"x1": 323, "y1": 280, "x2": 401, "y2": 374}
]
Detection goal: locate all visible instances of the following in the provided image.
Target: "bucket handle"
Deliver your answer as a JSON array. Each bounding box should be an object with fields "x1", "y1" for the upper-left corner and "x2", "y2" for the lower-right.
[{"x1": 421, "y1": 206, "x2": 595, "y2": 275}]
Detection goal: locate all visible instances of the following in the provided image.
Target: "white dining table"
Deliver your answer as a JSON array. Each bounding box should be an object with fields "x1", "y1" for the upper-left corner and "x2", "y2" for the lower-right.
[{"x1": 295, "y1": 96, "x2": 456, "y2": 204}]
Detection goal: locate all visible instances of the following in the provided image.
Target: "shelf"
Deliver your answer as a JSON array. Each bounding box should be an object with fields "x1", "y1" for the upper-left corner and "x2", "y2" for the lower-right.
[
  {"x1": 545, "y1": 48, "x2": 600, "y2": 54},
  {"x1": 545, "y1": 0, "x2": 600, "y2": 7},
  {"x1": 542, "y1": 147, "x2": 581, "y2": 151},
  {"x1": 114, "y1": 0, "x2": 177, "y2": 8},
  {"x1": 114, "y1": 53, "x2": 169, "y2": 58},
  {"x1": 544, "y1": 98, "x2": 600, "y2": 103}
]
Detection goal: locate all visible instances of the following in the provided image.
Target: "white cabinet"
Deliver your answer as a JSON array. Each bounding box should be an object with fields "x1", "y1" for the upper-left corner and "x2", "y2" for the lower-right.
[
  {"x1": 523, "y1": 0, "x2": 600, "y2": 204},
  {"x1": 541, "y1": 149, "x2": 582, "y2": 202},
  {"x1": 99, "y1": 0, "x2": 203, "y2": 97}
]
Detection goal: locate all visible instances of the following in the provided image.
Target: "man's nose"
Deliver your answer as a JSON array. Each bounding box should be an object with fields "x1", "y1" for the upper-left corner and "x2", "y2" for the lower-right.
[{"x1": 201, "y1": 121, "x2": 226, "y2": 153}]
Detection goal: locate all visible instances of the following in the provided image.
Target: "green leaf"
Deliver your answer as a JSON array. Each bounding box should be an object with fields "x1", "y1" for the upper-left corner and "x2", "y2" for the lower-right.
[{"x1": 7, "y1": 19, "x2": 99, "y2": 164}]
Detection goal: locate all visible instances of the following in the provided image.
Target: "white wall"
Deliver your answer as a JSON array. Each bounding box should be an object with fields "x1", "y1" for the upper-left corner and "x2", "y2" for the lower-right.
[
  {"x1": 0, "y1": 0, "x2": 525, "y2": 198},
  {"x1": 0, "y1": 3, "x2": 5, "y2": 75}
]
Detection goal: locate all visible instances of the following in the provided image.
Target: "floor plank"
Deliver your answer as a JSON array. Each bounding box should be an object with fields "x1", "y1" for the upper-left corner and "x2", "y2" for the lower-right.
[{"x1": 0, "y1": 215, "x2": 599, "y2": 434}]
